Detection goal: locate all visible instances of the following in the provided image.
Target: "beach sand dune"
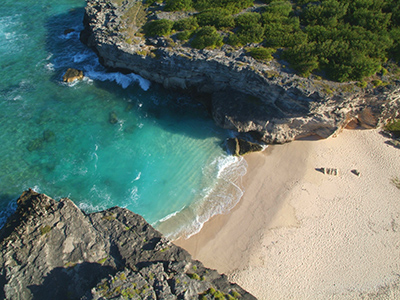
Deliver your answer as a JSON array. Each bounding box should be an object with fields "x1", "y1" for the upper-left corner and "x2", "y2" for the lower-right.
[{"x1": 175, "y1": 129, "x2": 400, "y2": 299}]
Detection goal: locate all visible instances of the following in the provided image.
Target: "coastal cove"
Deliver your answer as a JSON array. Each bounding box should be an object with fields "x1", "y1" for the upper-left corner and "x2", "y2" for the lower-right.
[
  {"x1": 2, "y1": 0, "x2": 400, "y2": 299},
  {"x1": 0, "y1": 0, "x2": 247, "y2": 240}
]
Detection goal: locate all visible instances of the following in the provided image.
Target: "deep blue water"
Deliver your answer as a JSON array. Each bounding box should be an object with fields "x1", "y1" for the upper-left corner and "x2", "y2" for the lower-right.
[{"x1": 0, "y1": 0, "x2": 246, "y2": 238}]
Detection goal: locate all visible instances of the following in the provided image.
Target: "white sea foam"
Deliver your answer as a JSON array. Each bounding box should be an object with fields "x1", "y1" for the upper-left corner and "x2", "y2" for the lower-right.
[
  {"x1": 157, "y1": 154, "x2": 248, "y2": 240},
  {"x1": 45, "y1": 63, "x2": 55, "y2": 71},
  {"x1": 32, "y1": 185, "x2": 41, "y2": 193},
  {"x1": 78, "y1": 202, "x2": 105, "y2": 213},
  {"x1": 128, "y1": 186, "x2": 139, "y2": 204},
  {"x1": 84, "y1": 69, "x2": 151, "y2": 91},
  {"x1": 132, "y1": 172, "x2": 141, "y2": 182},
  {"x1": 73, "y1": 51, "x2": 93, "y2": 63},
  {"x1": 158, "y1": 205, "x2": 186, "y2": 223},
  {"x1": 0, "y1": 15, "x2": 25, "y2": 54}
]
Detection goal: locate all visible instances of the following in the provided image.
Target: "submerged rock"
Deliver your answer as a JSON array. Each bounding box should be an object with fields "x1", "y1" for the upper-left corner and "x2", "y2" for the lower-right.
[
  {"x1": 43, "y1": 130, "x2": 56, "y2": 142},
  {"x1": 0, "y1": 190, "x2": 255, "y2": 300},
  {"x1": 63, "y1": 68, "x2": 84, "y2": 83},
  {"x1": 64, "y1": 28, "x2": 75, "y2": 35},
  {"x1": 26, "y1": 138, "x2": 43, "y2": 152},
  {"x1": 109, "y1": 111, "x2": 118, "y2": 124}
]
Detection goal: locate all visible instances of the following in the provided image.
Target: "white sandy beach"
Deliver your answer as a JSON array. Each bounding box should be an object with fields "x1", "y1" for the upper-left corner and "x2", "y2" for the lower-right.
[{"x1": 175, "y1": 129, "x2": 400, "y2": 299}]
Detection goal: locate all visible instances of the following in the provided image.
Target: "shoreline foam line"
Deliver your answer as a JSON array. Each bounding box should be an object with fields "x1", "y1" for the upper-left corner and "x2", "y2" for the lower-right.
[{"x1": 155, "y1": 154, "x2": 248, "y2": 240}]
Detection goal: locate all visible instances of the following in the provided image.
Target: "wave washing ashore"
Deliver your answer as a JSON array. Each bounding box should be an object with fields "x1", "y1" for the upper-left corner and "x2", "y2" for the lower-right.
[{"x1": 0, "y1": 0, "x2": 248, "y2": 239}]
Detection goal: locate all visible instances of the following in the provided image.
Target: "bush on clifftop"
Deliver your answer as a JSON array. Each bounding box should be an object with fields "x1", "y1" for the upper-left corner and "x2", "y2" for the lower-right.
[
  {"x1": 144, "y1": 19, "x2": 174, "y2": 37},
  {"x1": 190, "y1": 26, "x2": 223, "y2": 49}
]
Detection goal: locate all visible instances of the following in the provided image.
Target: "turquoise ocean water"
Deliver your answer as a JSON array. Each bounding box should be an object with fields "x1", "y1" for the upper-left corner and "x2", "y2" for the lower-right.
[{"x1": 0, "y1": 0, "x2": 247, "y2": 238}]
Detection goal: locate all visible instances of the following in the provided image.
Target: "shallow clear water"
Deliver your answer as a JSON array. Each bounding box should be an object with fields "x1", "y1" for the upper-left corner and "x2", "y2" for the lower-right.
[{"x1": 0, "y1": 0, "x2": 247, "y2": 238}]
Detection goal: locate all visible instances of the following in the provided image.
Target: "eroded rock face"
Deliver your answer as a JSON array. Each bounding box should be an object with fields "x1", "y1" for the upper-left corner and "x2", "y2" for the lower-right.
[
  {"x1": 0, "y1": 190, "x2": 255, "y2": 300},
  {"x1": 80, "y1": 0, "x2": 400, "y2": 144}
]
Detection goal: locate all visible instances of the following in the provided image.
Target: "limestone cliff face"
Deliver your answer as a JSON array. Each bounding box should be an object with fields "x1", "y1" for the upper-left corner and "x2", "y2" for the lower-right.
[
  {"x1": 81, "y1": 0, "x2": 400, "y2": 143},
  {"x1": 0, "y1": 190, "x2": 255, "y2": 300}
]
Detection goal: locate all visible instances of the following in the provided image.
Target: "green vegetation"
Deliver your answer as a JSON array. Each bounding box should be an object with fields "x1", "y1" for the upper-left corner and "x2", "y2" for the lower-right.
[
  {"x1": 97, "y1": 257, "x2": 108, "y2": 265},
  {"x1": 40, "y1": 225, "x2": 51, "y2": 235},
  {"x1": 200, "y1": 287, "x2": 240, "y2": 300},
  {"x1": 191, "y1": 26, "x2": 223, "y2": 49},
  {"x1": 196, "y1": 8, "x2": 235, "y2": 30},
  {"x1": 120, "y1": 272, "x2": 127, "y2": 281},
  {"x1": 248, "y1": 47, "x2": 275, "y2": 60},
  {"x1": 64, "y1": 261, "x2": 77, "y2": 268},
  {"x1": 385, "y1": 119, "x2": 400, "y2": 137},
  {"x1": 141, "y1": 0, "x2": 400, "y2": 81},
  {"x1": 102, "y1": 214, "x2": 116, "y2": 221},
  {"x1": 187, "y1": 273, "x2": 201, "y2": 280},
  {"x1": 165, "y1": 0, "x2": 192, "y2": 11},
  {"x1": 143, "y1": 19, "x2": 174, "y2": 36}
]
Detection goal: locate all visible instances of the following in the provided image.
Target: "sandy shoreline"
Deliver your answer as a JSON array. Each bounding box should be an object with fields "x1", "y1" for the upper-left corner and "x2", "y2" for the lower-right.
[{"x1": 175, "y1": 129, "x2": 400, "y2": 299}]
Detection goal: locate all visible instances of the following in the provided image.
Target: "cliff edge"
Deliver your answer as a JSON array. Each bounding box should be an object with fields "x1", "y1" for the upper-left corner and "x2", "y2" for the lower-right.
[
  {"x1": 81, "y1": 0, "x2": 400, "y2": 143},
  {"x1": 0, "y1": 189, "x2": 255, "y2": 299}
]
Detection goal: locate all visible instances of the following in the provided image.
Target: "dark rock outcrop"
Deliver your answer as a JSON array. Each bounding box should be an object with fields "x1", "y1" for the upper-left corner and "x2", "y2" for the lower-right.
[
  {"x1": 0, "y1": 189, "x2": 255, "y2": 300},
  {"x1": 226, "y1": 138, "x2": 264, "y2": 156},
  {"x1": 80, "y1": 0, "x2": 400, "y2": 144}
]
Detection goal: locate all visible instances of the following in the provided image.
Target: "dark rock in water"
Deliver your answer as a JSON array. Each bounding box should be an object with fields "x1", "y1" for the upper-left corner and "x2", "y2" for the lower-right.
[
  {"x1": 43, "y1": 130, "x2": 55, "y2": 142},
  {"x1": 63, "y1": 68, "x2": 84, "y2": 83},
  {"x1": 64, "y1": 28, "x2": 75, "y2": 35},
  {"x1": 125, "y1": 103, "x2": 135, "y2": 112},
  {"x1": 27, "y1": 138, "x2": 43, "y2": 152},
  {"x1": 0, "y1": 190, "x2": 255, "y2": 300},
  {"x1": 109, "y1": 111, "x2": 118, "y2": 124},
  {"x1": 227, "y1": 138, "x2": 264, "y2": 156},
  {"x1": 124, "y1": 125, "x2": 136, "y2": 134}
]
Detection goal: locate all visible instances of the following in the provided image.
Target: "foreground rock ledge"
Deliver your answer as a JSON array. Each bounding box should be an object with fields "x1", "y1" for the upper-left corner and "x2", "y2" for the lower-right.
[
  {"x1": 0, "y1": 189, "x2": 255, "y2": 300},
  {"x1": 81, "y1": 0, "x2": 400, "y2": 144}
]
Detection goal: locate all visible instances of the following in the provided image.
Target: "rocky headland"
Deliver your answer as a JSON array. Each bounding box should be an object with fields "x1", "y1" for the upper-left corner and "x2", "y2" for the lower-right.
[
  {"x1": 0, "y1": 189, "x2": 255, "y2": 299},
  {"x1": 80, "y1": 0, "x2": 400, "y2": 144}
]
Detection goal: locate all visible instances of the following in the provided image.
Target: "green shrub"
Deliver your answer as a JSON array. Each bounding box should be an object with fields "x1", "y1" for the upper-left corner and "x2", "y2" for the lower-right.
[
  {"x1": 164, "y1": 0, "x2": 192, "y2": 11},
  {"x1": 235, "y1": 12, "x2": 261, "y2": 28},
  {"x1": 356, "y1": 81, "x2": 368, "y2": 88},
  {"x1": 385, "y1": 119, "x2": 400, "y2": 136},
  {"x1": 193, "y1": 0, "x2": 253, "y2": 14},
  {"x1": 143, "y1": 19, "x2": 174, "y2": 37},
  {"x1": 191, "y1": 26, "x2": 223, "y2": 49},
  {"x1": 264, "y1": 0, "x2": 293, "y2": 17},
  {"x1": 248, "y1": 47, "x2": 275, "y2": 60},
  {"x1": 176, "y1": 30, "x2": 193, "y2": 40},
  {"x1": 188, "y1": 273, "x2": 201, "y2": 280},
  {"x1": 40, "y1": 225, "x2": 51, "y2": 235},
  {"x1": 196, "y1": 8, "x2": 235, "y2": 29},
  {"x1": 173, "y1": 17, "x2": 198, "y2": 31},
  {"x1": 283, "y1": 42, "x2": 319, "y2": 77}
]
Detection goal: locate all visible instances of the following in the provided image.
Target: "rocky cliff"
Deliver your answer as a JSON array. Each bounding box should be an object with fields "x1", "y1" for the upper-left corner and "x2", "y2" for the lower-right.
[
  {"x1": 81, "y1": 0, "x2": 400, "y2": 144},
  {"x1": 0, "y1": 189, "x2": 255, "y2": 300}
]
